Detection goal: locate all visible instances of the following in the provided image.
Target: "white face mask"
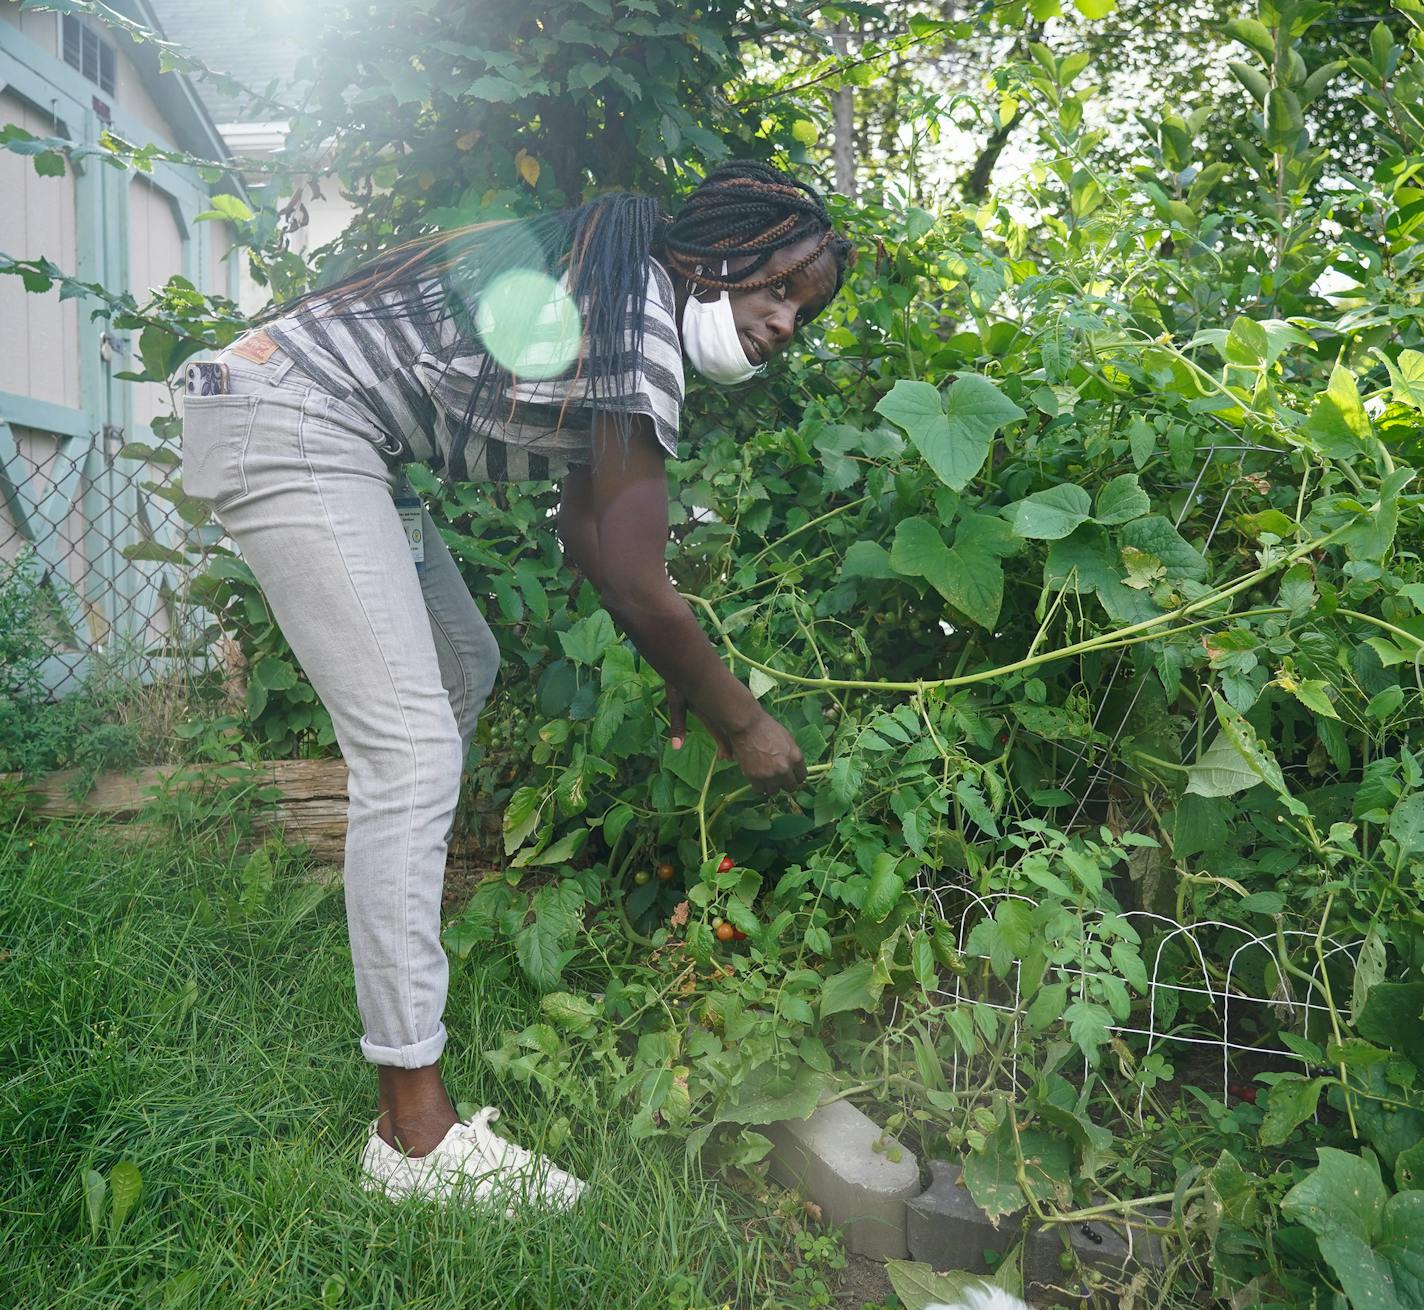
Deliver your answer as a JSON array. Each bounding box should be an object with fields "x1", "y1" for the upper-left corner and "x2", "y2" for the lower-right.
[{"x1": 680, "y1": 261, "x2": 768, "y2": 386}]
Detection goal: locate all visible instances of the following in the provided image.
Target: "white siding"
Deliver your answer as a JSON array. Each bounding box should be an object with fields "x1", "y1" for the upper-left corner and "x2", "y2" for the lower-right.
[
  {"x1": 0, "y1": 89, "x2": 81, "y2": 410},
  {"x1": 112, "y1": 31, "x2": 173, "y2": 145},
  {"x1": 207, "y1": 217, "x2": 233, "y2": 299},
  {"x1": 0, "y1": 7, "x2": 61, "y2": 56},
  {"x1": 127, "y1": 174, "x2": 185, "y2": 429}
]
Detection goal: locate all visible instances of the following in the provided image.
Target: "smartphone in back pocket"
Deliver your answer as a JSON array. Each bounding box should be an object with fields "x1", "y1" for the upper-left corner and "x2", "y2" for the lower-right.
[{"x1": 185, "y1": 361, "x2": 230, "y2": 396}]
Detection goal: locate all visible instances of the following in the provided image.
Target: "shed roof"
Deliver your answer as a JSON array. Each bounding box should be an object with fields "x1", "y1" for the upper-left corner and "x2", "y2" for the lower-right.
[{"x1": 144, "y1": 0, "x2": 311, "y2": 126}]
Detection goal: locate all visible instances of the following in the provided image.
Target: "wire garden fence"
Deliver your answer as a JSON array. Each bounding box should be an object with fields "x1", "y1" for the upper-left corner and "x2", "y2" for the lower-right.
[{"x1": 913, "y1": 881, "x2": 1362, "y2": 1116}]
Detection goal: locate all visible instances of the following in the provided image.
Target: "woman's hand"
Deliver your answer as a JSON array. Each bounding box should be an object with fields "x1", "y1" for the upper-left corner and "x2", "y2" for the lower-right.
[
  {"x1": 666, "y1": 684, "x2": 732, "y2": 758},
  {"x1": 726, "y1": 712, "x2": 808, "y2": 796},
  {"x1": 667, "y1": 684, "x2": 805, "y2": 795}
]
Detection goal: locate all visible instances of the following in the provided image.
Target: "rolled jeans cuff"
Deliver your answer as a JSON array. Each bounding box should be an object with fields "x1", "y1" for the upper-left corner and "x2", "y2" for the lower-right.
[{"x1": 360, "y1": 1021, "x2": 448, "y2": 1069}]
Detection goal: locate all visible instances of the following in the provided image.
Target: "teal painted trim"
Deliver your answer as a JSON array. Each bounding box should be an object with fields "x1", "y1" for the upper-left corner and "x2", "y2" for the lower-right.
[
  {"x1": 0, "y1": 22, "x2": 248, "y2": 203},
  {"x1": 76, "y1": 104, "x2": 106, "y2": 466},
  {"x1": 103, "y1": 156, "x2": 135, "y2": 637},
  {"x1": 0, "y1": 44, "x2": 85, "y2": 141},
  {"x1": 2, "y1": 21, "x2": 182, "y2": 160},
  {"x1": 2, "y1": 22, "x2": 234, "y2": 696},
  {"x1": 0, "y1": 391, "x2": 92, "y2": 438},
  {"x1": 0, "y1": 418, "x2": 36, "y2": 542},
  {"x1": 118, "y1": 0, "x2": 235, "y2": 166}
]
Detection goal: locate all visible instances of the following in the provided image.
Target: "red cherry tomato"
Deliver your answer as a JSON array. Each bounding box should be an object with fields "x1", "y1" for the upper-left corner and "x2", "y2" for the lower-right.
[
  {"x1": 718, "y1": 856, "x2": 735, "y2": 873},
  {"x1": 715, "y1": 922, "x2": 735, "y2": 942},
  {"x1": 657, "y1": 861, "x2": 676, "y2": 882},
  {"x1": 731, "y1": 928, "x2": 748, "y2": 941}
]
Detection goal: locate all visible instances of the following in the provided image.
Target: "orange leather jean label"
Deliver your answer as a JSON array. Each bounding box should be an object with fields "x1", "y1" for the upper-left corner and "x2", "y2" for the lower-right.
[{"x1": 230, "y1": 329, "x2": 279, "y2": 363}]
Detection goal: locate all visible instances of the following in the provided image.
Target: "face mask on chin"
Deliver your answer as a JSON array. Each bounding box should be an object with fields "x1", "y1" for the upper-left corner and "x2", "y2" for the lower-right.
[{"x1": 680, "y1": 261, "x2": 768, "y2": 386}]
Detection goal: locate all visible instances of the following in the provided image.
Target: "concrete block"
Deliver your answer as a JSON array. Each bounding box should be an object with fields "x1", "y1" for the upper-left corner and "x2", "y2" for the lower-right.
[
  {"x1": 766, "y1": 1099, "x2": 920, "y2": 1260},
  {"x1": 1024, "y1": 1211, "x2": 1169, "y2": 1307},
  {"x1": 904, "y1": 1160, "x2": 1169, "y2": 1306},
  {"x1": 906, "y1": 1160, "x2": 1022, "y2": 1273}
]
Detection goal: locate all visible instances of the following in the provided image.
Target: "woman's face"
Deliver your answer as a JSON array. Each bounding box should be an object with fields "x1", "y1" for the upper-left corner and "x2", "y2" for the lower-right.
[{"x1": 697, "y1": 233, "x2": 840, "y2": 366}]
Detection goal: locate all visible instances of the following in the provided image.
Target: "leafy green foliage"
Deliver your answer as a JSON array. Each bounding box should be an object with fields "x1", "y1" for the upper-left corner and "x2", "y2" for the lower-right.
[{"x1": 10, "y1": 1, "x2": 1424, "y2": 1304}]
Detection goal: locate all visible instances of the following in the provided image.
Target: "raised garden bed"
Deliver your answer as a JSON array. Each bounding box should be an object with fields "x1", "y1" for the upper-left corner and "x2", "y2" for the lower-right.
[{"x1": 2, "y1": 757, "x2": 503, "y2": 875}]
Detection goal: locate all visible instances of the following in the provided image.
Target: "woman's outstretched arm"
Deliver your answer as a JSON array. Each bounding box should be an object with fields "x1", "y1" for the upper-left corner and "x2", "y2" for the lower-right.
[{"x1": 557, "y1": 414, "x2": 805, "y2": 796}]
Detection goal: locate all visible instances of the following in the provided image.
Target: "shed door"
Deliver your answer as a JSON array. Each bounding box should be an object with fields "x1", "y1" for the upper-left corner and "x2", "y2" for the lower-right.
[{"x1": 0, "y1": 52, "x2": 107, "y2": 694}]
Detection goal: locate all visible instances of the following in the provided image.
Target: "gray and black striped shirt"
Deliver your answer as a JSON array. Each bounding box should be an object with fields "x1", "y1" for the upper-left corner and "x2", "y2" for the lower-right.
[{"x1": 265, "y1": 256, "x2": 684, "y2": 483}]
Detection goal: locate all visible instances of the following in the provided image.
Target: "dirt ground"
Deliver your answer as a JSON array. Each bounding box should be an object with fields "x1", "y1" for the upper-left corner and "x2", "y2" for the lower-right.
[{"x1": 835, "y1": 1253, "x2": 894, "y2": 1309}]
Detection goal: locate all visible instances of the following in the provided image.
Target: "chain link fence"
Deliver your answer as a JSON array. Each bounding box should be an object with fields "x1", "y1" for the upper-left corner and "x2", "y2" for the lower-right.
[{"x1": 0, "y1": 412, "x2": 225, "y2": 702}]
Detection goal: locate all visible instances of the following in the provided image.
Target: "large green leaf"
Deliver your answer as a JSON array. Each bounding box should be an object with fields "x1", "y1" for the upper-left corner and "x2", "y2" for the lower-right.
[
  {"x1": 1357, "y1": 983, "x2": 1424, "y2": 1067},
  {"x1": 1376, "y1": 348, "x2": 1424, "y2": 410},
  {"x1": 515, "y1": 920, "x2": 571, "y2": 990},
  {"x1": 558, "y1": 610, "x2": 617, "y2": 665},
  {"x1": 503, "y1": 785, "x2": 543, "y2": 854},
  {"x1": 860, "y1": 851, "x2": 905, "y2": 923},
  {"x1": 1389, "y1": 794, "x2": 1424, "y2": 857},
  {"x1": 1259, "y1": 1075, "x2": 1328, "y2": 1146},
  {"x1": 1303, "y1": 365, "x2": 1371, "y2": 458},
  {"x1": 874, "y1": 375, "x2": 1024, "y2": 492},
  {"x1": 1094, "y1": 473, "x2": 1151, "y2": 525},
  {"x1": 1281, "y1": 1149, "x2": 1424, "y2": 1310},
  {"x1": 886, "y1": 1263, "x2": 994, "y2": 1310},
  {"x1": 842, "y1": 539, "x2": 896, "y2": 579},
  {"x1": 891, "y1": 512, "x2": 1018, "y2": 629},
  {"x1": 1226, "y1": 17, "x2": 1275, "y2": 62},
  {"x1": 1045, "y1": 524, "x2": 1159, "y2": 623},
  {"x1": 820, "y1": 960, "x2": 881, "y2": 1018},
  {"x1": 1228, "y1": 58, "x2": 1269, "y2": 103},
  {"x1": 962, "y1": 1119, "x2": 1073, "y2": 1221},
  {"x1": 1185, "y1": 732, "x2": 1263, "y2": 798},
  {"x1": 716, "y1": 1065, "x2": 826, "y2": 1126},
  {"x1": 1187, "y1": 696, "x2": 1293, "y2": 803},
  {"x1": 1011, "y1": 483, "x2": 1092, "y2": 539},
  {"x1": 1118, "y1": 515, "x2": 1208, "y2": 581},
  {"x1": 1265, "y1": 86, "x2": 1304, "y2": 151},
  {"x1": 108, "y1": 1159, "x2": 142, "y2": 1235}
]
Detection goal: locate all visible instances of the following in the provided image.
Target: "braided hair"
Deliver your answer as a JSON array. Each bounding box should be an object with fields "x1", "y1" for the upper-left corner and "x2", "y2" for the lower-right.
[
  {"x1": 660, "y1": 160, "x2": 855, "y2": 296},
  {"x1": 260, "y1": 161, "x2": 852, "y2": 471}
]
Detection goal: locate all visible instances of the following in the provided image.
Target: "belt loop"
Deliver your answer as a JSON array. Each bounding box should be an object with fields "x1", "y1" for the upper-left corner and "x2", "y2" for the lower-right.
[{"x1": 269, "y1": 354, "x2": 298, "y2": 384}]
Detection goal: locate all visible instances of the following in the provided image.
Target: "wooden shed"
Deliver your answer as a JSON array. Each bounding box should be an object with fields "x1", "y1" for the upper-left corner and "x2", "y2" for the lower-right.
[{"x1": 1, "y1": 0, "x2": 239, "y2": 695}]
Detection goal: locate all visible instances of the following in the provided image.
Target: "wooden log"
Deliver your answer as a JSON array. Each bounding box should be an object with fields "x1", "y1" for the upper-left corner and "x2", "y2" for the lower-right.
[{"x1": 3, "y1": 758, "x2": 500, "y2": 869}]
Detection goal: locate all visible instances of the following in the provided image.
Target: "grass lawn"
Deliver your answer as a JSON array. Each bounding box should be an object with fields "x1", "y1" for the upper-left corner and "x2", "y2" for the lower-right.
[{"x1": 0, "y1": 814, "x2": 845, "y2": 1309}]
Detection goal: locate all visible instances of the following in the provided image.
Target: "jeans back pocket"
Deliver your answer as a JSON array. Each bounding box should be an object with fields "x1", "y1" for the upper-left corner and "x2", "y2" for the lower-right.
[{"x1": 181, "y1": 394, "x2": 259, "y2": 506}]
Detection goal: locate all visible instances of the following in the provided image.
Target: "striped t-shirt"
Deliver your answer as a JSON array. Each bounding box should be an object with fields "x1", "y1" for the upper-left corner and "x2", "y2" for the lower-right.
[{"x1": 264, "y1": 256, "x2": 685, "y2": 483}]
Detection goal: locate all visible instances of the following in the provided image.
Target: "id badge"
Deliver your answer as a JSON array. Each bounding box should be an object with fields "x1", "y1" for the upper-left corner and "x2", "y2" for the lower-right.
[{"x1": 393, "y1": 482, "x2": 425, "y2": 575}]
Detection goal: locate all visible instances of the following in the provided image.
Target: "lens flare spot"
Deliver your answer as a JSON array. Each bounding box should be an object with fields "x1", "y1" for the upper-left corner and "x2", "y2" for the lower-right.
[{"x1": 475, "y1": 269, "x2": 581, "y2": 380}]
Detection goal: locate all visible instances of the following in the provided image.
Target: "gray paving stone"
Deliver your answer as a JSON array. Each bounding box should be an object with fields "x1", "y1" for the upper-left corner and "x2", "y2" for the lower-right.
[
  {"x1": 766, "y1": 1099, "x2": 920, "y2": 1260},
  {"x1": 906, "y1": 1160, "x2": 1022, "y2": 1273}
]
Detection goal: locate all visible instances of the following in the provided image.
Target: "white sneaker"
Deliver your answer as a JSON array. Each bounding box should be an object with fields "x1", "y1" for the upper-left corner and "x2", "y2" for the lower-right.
[{"x1": 359, "y1": 1106, "x2": 586, "y2": 1212}]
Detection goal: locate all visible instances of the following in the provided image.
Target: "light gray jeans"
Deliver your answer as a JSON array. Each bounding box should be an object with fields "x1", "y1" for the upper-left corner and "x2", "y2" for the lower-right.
[{"x1": 181, "y1": 341, "x2": 500, "y2": 1068}]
